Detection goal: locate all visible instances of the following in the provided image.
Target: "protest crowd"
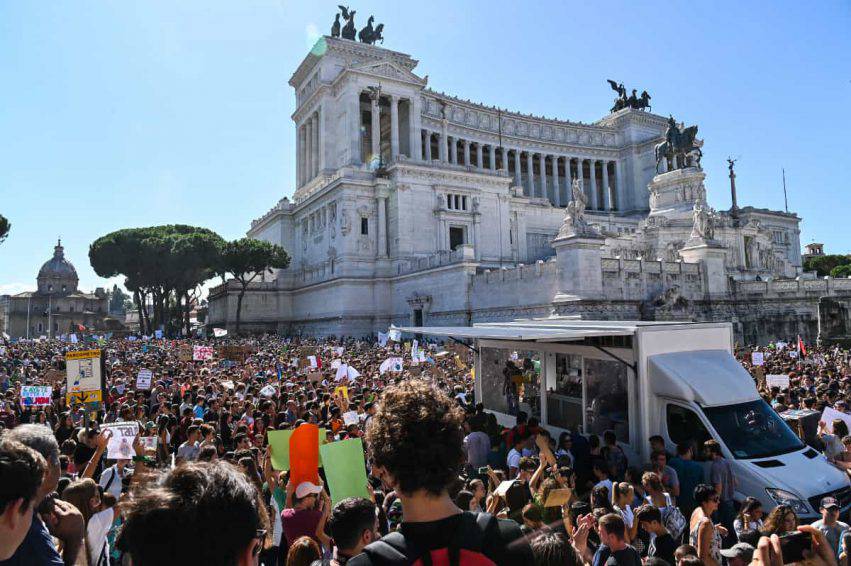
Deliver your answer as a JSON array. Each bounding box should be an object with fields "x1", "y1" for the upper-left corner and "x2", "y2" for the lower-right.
[{"x1": 0, "y1": 331, "x2": 850, "y2": 566}]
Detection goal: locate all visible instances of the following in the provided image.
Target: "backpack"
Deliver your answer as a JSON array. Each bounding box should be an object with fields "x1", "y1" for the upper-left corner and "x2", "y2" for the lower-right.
[
  {"x1": 660, "y1": 494, "x2": 687, "y2": 540},
  {"x1": 362, "y1": 512, "x2": 498, "y2": 566}
]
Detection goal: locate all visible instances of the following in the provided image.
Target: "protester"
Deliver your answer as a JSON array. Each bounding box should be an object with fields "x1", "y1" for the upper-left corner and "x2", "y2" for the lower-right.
[
  {"x1": 635, "y1": 504, "x2": 677, "y2": 565},
  {"x1": 689, "y1": 484, "x2": 725, "y2": 566},
  {"x1": 352, "y1": 380, "x2": 532, "y2": 564},
  {"x1": 733, "y1": 497, "x2": 764, "y2": 538},
  {"x1": 812, "y1": 496, "x2": 849, "y2": 559},
  {"x1": 592, "y1": 513, "x2": 641, "y2": 566},
  {"x1": 762, "y1": 504, "x2": 798, "y2": 536},
  {"x1": 0, "y1": 440, "x2": 46, "y2": 561}
]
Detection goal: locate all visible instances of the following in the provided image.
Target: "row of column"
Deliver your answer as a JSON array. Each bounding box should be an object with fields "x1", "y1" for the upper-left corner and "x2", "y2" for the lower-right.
[
  {"x1": 421, "y1": 129, "x2": 620, "y2": 211},
  {"x1": 366, "y1": 93, "x2": 417, "y2": 165},
  {"x1": 297, "y1": 108, "x2": 322, "y2": 186}
]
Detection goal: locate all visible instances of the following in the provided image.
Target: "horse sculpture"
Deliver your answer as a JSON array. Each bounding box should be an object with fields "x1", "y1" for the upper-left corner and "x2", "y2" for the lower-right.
[{"x1": 655, "y1": 123, "x2": 701, "y2": 172}]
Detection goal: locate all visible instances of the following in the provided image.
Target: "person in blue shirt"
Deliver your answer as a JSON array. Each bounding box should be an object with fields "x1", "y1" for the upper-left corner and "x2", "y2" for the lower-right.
[{"x1": 668, "y1": 442, "x2": 705, "y2": 519}]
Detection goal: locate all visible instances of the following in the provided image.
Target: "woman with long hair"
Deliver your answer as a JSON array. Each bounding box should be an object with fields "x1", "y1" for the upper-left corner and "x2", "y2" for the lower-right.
[
  {"x1": 54, "y1": 412, "x2": 75, "y2": 445},
  {"x1": 734, "y1": 496, "x2": 764, "y2": 537},
  {"x1": 762, "y1": 504, "x2": 797, "y2": 536},
  {"x1": 689, "y1": 484, "x2": 725, "y2": 566},
  {"x1": 61, "y1": 478, "x2": 116, "y2": 566}
]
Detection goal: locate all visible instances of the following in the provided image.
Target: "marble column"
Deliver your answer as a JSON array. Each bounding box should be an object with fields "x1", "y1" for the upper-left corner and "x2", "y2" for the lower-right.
[
  {"x1": 390, "y1": 95, "x2": 399, "y2": 160},
  {"x1": 602, "y1": 161, "x2": 612, "y2": 210},
  {"x1": 526, "y1": 152, "x2": 535, "y2": 196},
  {"x1": 312, "y1": 112, "x2": 319, "y2": 177},
  {"x1": 538, "y1": 153, "x2": 547, "y2": 200},
  {"x1": 370, "y1": 97, "x2": 380, "y2": 163},
  {"x1": 440, "y1": 121, "x2": 448, "y2": 163},
  {"x1": 306, "y1": 117, "x2": 313, "y2": 181},
  {"x1": 424, "y1": 131, "x2": 432, "y2": 161},
  {"x1": 551, "y1": 156, "x2": 561, "y2": 207},
  {"x1": 501, "y1": 147, "x2": 509, "y2": 172},
  {"x1": 463, "y1": 140, "x2": 470, "y2": 166},
  {"x1": 409, "y1": 97, "x2": 422, "y2": 160},
  {"x1": 476, "y1": 143, "x2": 484, "y2": 169},
  {"x1": 317, "y1": 105, "x2": 326, "y2": 173},
  {"x1": 449, "y1": 136, "x2": 457, "y2": 164},
  {"x1": 588, "y1": 159, "x2": 599, "y2": 210},
  {"x1": 488, "y1": 145, "x2": 495, "y2": 170},
  {"x1": 377, "y1": 195, "x2": 388, "y2": 258},
  {"x1": 296, "y1": 123, "x2": 304, "y2": 186},
  {"x1": 513, "y1": 150, "x2": 522, "y2": 188},
  {"x1": 614, "y1": 160, "x2": 622, "y2": 211}
]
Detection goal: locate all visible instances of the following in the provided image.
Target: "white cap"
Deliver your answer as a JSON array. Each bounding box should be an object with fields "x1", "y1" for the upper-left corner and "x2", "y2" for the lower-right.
[{"x1": 295, "y1": 481, "x2": 323, "y2": 499}]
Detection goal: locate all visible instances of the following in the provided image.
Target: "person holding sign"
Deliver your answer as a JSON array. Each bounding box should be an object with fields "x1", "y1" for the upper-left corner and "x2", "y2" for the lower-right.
[{"x1": 281, "y1": 479, "x2": 331, "y2": 550}]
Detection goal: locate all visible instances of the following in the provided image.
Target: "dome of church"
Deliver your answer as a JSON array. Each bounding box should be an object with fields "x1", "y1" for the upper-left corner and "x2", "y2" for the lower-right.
[{"x1": 37, "y1": 239, "x2": 79, "y2": 295}]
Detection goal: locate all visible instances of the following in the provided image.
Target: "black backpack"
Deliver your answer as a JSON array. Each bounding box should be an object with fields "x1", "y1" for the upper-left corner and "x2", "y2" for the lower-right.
[{"x1": 360, "y1": 512, "x2": 499, "y2": 566}]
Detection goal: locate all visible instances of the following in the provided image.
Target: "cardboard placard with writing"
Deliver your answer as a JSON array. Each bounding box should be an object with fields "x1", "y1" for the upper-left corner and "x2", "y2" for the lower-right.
[{"x1": 543, "y1": 488, "x2": 573, "y2": 508}]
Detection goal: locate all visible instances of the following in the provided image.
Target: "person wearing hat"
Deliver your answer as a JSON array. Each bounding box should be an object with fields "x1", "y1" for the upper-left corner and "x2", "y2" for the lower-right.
[
  {"x1": 812, "y1": 496, "x2": 849, "y2": 559},
  {"x1": 281, "y1": 480, "x2": 331, "y2": 550},
  {"x1": 719, "y1": 542, "x2": 755, "y2": 566}
]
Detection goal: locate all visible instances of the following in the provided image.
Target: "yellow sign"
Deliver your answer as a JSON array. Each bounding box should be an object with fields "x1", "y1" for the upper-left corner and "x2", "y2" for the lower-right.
[
  {"x1": 66, "y1": 390, "x2": 102, "y2": 405},
  {"x1": 65, "y1": 349, "x2": 101, "y2": 361},
  {"x1": 334, "y1": 385, "x2": 349, "y2": 402}
]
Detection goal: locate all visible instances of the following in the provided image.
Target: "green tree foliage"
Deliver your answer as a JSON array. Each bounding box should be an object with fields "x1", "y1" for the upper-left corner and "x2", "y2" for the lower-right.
[
  {"x1": 804, "y1": 254, "x2": 851, "y2": 277},
  {"x1": 0, "y1": 214, "x2": 9, "y2": 244},
  {"x1": 830, "y1": 264, "x2": 851, "y2": 279},
  {"x1": 219, "y1": 238, "x2": 290, "y2": 335},
  {"x1": 90, "y1": 226, "x2": 225, "y2": 336}
]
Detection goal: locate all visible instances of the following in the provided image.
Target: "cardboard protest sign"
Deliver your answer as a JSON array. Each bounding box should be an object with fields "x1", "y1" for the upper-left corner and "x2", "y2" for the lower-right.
[
  {"x1": 319, "y1": 438, "x2": 370, "y2": 505},
  {"x1": 267, "y1": 428, "x2": 328, "y2": 470},
  {"x1": 43, "y1": 369, "x2": 65, "y2": 384},
  {"x1": 179, "y1": 345, "x2": 193, "y2": 362},
  {"x1": 307, "y1": 371, "x2": 322, "y2": 383},
  {"x1": 193, "y1": 346, "x2": 214, "y2": 361},
  {"x1": 136, "y1": 369, "x2": 153, "y2": 390},
  {"x1": 221, "y1": 380, "x2": 234, "y2": 390},
  {"x1": 139, "y1": 436, "x2": 158, "y2": 451},
  {"x1": 821, "y1": 407, "x2": 851, "y2": 434},
  {"x1": 289, "y1": 424, "x2": 320, "y2": 487},
  {"x1": 379, "y1": 357, "x2": 404, "y2": 374},
  {"x1": 766, "y1": 374, "x2": 790, "y2": 390},
  {"x1": 377, "y1": 332, "x2": 389, "y2": 347},
  {"x1": 65, "y1": 350, "x2": 102, "y2": 393},
  {"x1": 259, "y1": 385, "x2": 276, "y2": 397},
  {"x1": 334, "y1": 364, "x2": 360, "y2": 382},
  {"x1": 104, "y1": 422, "x2": 139, "y2": 460},
  {"x1": 212, "y1": 328, "x2": 228, "y2": 338},
  {"x1": 307, "y1": 355, "x2": 318, "y2": 368},
  {"x1": 21, "y1": 386, "x2": 52, "y2": 407},
  {"x1": 334, "y1": 385, "x2": 349, "y2": 402},
  {"x1": 543, "y1": 488, "x2": 573, "y2": 507},
  {"x1": 342, "y1": 411, "x2": 359, "y2": 427},
  {"x1": 751, "y1": 352, "x2": 765, "y2": 366},
  {"x1": 788, "y1": 350, "x2": 799, "y2": 358},
  {"x1": 494, "y1": 480, "x2": 516, "y2": 498}
]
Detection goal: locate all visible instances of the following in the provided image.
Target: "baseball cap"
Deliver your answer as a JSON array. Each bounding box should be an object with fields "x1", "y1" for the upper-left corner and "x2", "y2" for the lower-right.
[
  {"x1": 720, "y1": 543, "x2": 755, "y2": 562},
  {"x1": 821, "y1": 496, "x2": 840, "y2": 509},
  {"x1": 294, "y1": 481, "x2": 323, "y2": 499}
]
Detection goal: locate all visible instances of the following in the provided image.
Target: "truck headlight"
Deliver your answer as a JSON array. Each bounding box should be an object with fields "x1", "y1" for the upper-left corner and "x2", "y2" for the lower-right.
[{"x1": 765, "y1": 488, "x2": 810, "y2": 515}]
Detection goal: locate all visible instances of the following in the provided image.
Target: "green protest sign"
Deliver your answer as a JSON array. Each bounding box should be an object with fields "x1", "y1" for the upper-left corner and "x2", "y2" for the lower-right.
[
  {"x1": 319, "y1": 438, "x2": 370, "y2": 505},
  {"x1": 268, "y1": 428, "x2": 327, "y2": 471}
]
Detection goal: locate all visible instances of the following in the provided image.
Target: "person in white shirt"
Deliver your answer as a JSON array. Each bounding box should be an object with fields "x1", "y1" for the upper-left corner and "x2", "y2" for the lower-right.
[
  {"x1": 98, "y1": 459, "x2": 130, "y2": 501},
  {"x1": 63, "y1": 478, "x2": 116, "y2": 566}
]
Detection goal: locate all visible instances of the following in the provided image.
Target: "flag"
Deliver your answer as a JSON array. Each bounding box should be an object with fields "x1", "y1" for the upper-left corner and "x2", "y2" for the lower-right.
[{"x1": 797, "y1": 335, "x2": 807, "y2": 358}]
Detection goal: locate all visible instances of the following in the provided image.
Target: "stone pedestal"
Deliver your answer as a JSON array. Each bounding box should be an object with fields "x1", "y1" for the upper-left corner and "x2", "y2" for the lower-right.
[
  {"x1": 679, "y1": 239, "x2": 728, "y2": 297},
  {"x1": 648, "y1": 167, "x2": 707, "y2": 221},
  {"x1": 552, "y1": 233, "x2": 606, "y2": 301}
]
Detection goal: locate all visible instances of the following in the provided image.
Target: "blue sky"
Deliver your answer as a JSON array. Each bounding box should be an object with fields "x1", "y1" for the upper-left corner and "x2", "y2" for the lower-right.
[{"x1": 1, "y1": 1, "x2": 849, "y2": 295}]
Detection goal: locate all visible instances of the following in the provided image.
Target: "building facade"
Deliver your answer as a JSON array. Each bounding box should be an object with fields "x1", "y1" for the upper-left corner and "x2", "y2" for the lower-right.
[
  {"x1": 0, "y1": 240, "x2": 115, "y2": 339},
  {"x1": 208, "y1": 35, "x2": 831, "y2": 344}
]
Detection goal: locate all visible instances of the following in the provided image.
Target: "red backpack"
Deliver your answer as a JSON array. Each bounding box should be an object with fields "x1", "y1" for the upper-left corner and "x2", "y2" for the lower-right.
[{"x1": 362, "y1": 512, "x2": 498, "y2": 566}]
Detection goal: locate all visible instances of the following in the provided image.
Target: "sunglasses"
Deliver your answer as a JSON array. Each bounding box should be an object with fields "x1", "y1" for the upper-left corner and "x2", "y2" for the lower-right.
[{"x1": 252, "y1": 529, "x2": 267, "y2": 556}]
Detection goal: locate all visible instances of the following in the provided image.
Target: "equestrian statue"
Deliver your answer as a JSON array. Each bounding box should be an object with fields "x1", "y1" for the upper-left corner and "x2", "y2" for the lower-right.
[{"x1": 655, "y1": 116, "x2": 702, "y2": 173}]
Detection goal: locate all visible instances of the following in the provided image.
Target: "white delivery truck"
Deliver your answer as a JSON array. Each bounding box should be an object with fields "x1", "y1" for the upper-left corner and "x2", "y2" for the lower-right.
[{"x1": 397, "y1": 318, "x2": 851, "y2": 520}]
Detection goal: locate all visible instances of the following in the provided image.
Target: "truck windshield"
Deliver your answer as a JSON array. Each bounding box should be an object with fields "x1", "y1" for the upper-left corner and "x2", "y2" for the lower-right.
[{"x1": 703, "y1": 399, "x2": 805, "y2": 459}]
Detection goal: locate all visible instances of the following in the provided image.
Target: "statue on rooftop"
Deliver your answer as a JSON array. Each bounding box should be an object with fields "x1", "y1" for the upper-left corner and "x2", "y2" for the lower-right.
[
  {"x1": 331, "y1": 13, "x2": 341, "y2": 38},
  {"x1": 358, "y1": 16, "x2": 384, "y2": 44},
  {"x1": 338, "y1": 6, "x2": 357, "y2": 40},
  {"x1": 607, "y1": 80, "x2": 651, "y2": 113}
]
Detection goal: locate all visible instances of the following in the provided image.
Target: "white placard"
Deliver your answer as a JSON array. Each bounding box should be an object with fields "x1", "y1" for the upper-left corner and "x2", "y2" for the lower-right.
[
  {"x1": 342, "y1": 411, "x2": 360, "y2": 427},
  {"x1": 379, "y1": 357, "x2": 404, "y2": 374},
  {"x1": 335, "y1": 364, "x2": 361, "y2": 382},
  {"x1": 104, "y1": 422, "x2": 139, "y2": 460},
  {"x1": 788, "y1": 350, "x2": 799, "y2": 358},
  {"x1": 193, "y1": 345, "x2": 214, "y2": 361},
  {"x1": 766, "y1": 374, "x2": 790, "y2": 390},
  {"x1": 821, "y1": 407, "x2": 851, "y2": 434},
  {"x1": 259, "y1": 385, "x2": 276, "y2": 397},
  {"x1": 21, "y1": 386, "x2": 52, "y2": 407},
  {"x1": 308, "y1": 355, "x2": 318, "y2": 368},
  {"x1": 65, "y1": 350, "x2": 102, "y2": 393},
  {"x1": 139, "y1": 436, "x2": 158, "y2": 451},
  {"x1": 212, "y1": 327, "x2": 228, "y2": 338},
  {"x1": 136, "y1": 369, "x2": 153, "y2": 390},
  {"x1": 751, "y1": 352, "x2": 765, "y2": 366}
]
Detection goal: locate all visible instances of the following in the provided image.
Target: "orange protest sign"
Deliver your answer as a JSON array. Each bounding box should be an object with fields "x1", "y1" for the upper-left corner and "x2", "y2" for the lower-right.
[{"x1": 289, "y1": 424, "x2": 320, "y2": 487}]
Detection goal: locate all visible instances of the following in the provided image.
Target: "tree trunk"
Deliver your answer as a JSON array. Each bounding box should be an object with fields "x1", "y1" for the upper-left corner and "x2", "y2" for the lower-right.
[
  {"x1": 235, "y1": 283, "x2": 246, "y2": 336},
  {"x1": 183, "y1": 291, "x2": 192, "y2": 337},
  {"x1": 138, "y1": 289, "x2": 150, "y2": 335}
]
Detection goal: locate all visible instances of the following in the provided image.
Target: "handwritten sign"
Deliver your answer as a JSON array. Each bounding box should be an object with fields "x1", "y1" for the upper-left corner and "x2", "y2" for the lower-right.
[
  {"x1": 136, "y1": 369, "x2": 153, "y2": 390},
  {"x1": 342, "y1": 411, "x2": 359, "y2": 427},
  {"x1": 193, "y1": 345, "x2": 214, "y2": 361},
  {"x1": 766, "y1": 374, "x2": 790, "y2": 390},
  {"x1": 104, "y1": 422, "x2": 139, "y2": 460},
  {"x1": 821, "y1": 407, "x2": 851, "y2": 434},
  {"x1": 139, "y1": 436, "x2": 158, "y2": 451},
  {"x1": 21, "y1": 386, "x2": 52, "y2": 407},
  {"x1": 179, "y1": 345, "x2": 193, "y2": 362},
  {"x1": 751, "y1": 352, "x2": 765, "y2": 366},
  {"x1": 65, "y1": 349, "x2": 102, "y2": 392}
]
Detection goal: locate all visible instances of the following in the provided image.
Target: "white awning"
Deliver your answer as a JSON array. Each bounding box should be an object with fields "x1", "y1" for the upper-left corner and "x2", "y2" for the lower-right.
[{"x1": 393, "y1": 325, "x2": 632, "y2": 342}]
